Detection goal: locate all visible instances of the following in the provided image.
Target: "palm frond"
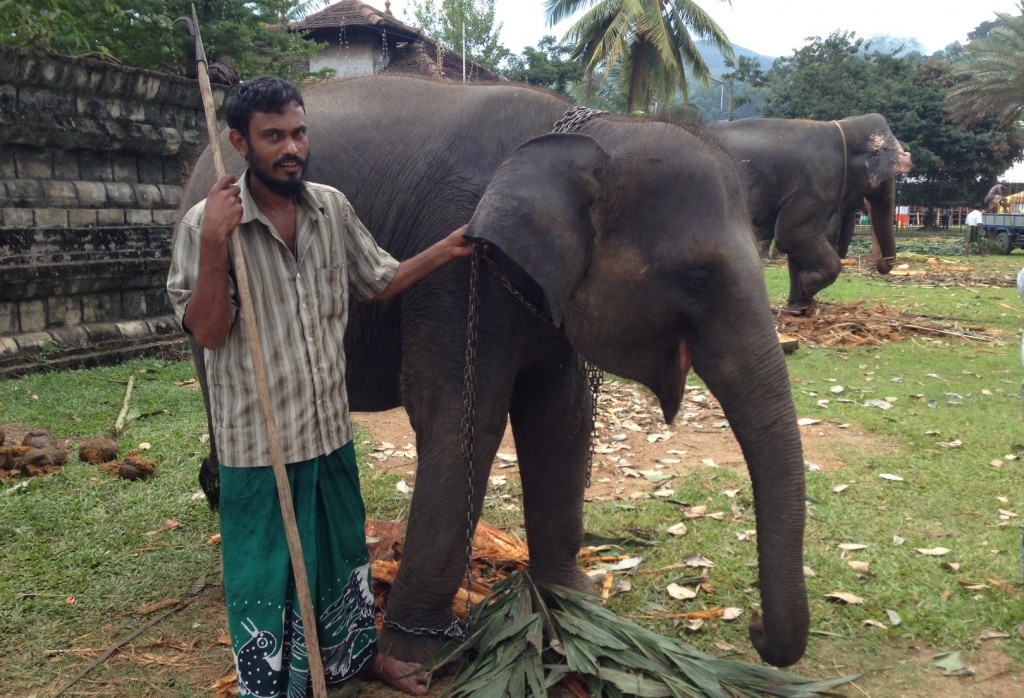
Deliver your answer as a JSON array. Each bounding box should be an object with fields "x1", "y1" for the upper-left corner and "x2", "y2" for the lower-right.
[{"x1": 429, "y1": 571, "x2": 858, "y2": 698}]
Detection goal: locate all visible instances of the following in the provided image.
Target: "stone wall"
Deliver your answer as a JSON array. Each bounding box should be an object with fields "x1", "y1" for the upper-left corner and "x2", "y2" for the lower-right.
[{"x1": 0, "y1": 46, "x2": 227, "y2": 375}]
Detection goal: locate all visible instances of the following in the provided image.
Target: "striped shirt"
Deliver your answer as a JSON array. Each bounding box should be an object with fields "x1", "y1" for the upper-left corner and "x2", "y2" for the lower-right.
[{"x1": 167, "y1": 171, "x2": 399, "y2": 467}]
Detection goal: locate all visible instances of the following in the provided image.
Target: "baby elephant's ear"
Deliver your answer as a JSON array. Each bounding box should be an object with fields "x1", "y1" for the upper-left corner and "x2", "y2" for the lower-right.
[{"x1": 466, "y1": 133, "x2": 610, "y2": 326}]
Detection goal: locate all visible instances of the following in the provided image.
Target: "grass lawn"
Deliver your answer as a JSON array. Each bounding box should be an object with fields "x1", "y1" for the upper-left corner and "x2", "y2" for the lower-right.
[{"x1": 1, "y1": 242, "x2": 1023, "y2": 696}]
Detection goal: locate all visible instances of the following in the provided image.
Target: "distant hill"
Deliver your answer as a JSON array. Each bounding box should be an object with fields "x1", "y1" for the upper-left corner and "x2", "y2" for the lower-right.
[{"x1": 696, "y1": 39, "x2": 774, "y2": 79}]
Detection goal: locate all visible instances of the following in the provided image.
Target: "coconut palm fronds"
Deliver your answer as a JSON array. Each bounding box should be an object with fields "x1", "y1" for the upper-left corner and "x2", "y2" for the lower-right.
[{"x1": 424, "y1": 571, "x2": 858, "y2": 698}]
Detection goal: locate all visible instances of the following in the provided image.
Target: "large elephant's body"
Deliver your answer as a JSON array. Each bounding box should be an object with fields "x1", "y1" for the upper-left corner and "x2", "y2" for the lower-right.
[
  {"x1": 180, "y1": 76, "x2": 810, "y2": 667},
  {"x1": 709, "y1": 114, "x2": 912, "y2": 310}
]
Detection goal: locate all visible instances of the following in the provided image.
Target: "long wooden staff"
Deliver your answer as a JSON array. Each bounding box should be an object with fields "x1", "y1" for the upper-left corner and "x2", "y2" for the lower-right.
[{"x1": 177, "y1": 6, "x2": 327, "y2": 696}]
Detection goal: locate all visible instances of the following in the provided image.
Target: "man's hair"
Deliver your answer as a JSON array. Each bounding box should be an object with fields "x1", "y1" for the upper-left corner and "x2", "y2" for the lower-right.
[{"x1": 225, "y1": 76, "x2": 304, "y2": 139}]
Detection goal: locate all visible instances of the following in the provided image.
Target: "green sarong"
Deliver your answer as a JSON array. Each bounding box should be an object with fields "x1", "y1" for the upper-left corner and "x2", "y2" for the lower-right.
[{"x1": 219, "y1": 442, "x2": 376, "y2": 697}]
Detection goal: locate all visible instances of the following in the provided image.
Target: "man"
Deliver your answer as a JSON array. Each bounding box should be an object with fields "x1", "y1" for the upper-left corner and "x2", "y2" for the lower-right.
[
  {"x1": 167, "y1": 76, "x2": 471, "y2": 696},
  {"x1": 965, "y1": 206, "x2": 984, "y2": 256},
  {"x1": 985, "y1": 182, "x2": 1008, "y2": 212}
]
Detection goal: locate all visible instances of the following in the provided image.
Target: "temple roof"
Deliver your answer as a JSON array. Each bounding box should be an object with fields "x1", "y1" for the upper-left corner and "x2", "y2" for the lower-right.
[{"x1": 290, "y1": 0, "x2": 420, "y2": 41}]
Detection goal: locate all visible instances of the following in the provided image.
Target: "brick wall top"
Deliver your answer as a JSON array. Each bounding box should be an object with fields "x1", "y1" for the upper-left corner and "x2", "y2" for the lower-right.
[{"x1": 0, "y1": 45, "x2": 224, "y2": 108}]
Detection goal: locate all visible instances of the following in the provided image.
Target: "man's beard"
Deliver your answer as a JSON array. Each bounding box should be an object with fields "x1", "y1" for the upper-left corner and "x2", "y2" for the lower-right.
[{"x1": 248, "y1": 152, "x2": 309, "y2": 198}]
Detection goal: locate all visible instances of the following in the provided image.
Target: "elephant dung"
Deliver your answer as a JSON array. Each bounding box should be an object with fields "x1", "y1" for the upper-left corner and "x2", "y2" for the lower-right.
[
  {"x1": 79, "y1": 437, "x2": 119, "y2": 464},
  {"x1": 21, "y1": 428, "x2": 54, "y2": 449},
  {"x1": 100, "y1": 450, "x2": 158, "y2": 481}
]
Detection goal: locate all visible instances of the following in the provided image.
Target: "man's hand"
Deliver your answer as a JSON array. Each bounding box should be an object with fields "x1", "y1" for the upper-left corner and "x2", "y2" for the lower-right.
[
  {"x1": 202, "y1": 174, "x2": 243, "y2": 243},
  {"x1": 445, "y1": 224, "x2": 474, "y2": 259}
]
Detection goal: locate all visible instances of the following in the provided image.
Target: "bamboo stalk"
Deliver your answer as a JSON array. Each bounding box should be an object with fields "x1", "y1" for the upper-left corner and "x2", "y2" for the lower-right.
[
  {"x1": 181, "y1": 5, "x2": 326, "y2": 696},
  {"x1": 113, "y1": 375, "x2": 135, "y2": 435}
]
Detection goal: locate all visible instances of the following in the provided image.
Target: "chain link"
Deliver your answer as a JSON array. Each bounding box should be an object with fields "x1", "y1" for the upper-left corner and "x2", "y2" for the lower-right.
[
  {"x1": 381, "y1": 615, "x2": 466, "y2": 640},
  {"x1": 457, "y1": 243, "x2": 483, "y2": 631},
  {"x1": 552, "y1": 105, "x2": 609, "y2": 134},
  {"x1": 585, "y1": 362, "x2": 604, "y2": 488},
  {"x1": 481, "y1": 253, "x2": 554, "y2": 326}
]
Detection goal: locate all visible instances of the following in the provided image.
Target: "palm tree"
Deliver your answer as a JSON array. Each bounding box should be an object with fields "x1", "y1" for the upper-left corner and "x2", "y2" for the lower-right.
[
  {"x1": 545, "y1": 0, "x2": 734, "y2": 114},
  {"x1": 946, "y1": 2, "x2": 1024, "y2": 126}
]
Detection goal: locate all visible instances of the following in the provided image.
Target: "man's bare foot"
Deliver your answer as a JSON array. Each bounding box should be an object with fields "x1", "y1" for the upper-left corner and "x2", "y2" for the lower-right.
[{"x1": 371, "y1": 652, "x2": 429, "y2": 695}]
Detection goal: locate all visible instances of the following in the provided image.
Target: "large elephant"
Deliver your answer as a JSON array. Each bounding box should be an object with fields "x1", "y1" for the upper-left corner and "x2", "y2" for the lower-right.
[
  {"x1": 709, "y1": 114, "x2": 913, "y2": 310},
  {"x1": 179, "y1": 76, "x2": 809, "y2": 668}
]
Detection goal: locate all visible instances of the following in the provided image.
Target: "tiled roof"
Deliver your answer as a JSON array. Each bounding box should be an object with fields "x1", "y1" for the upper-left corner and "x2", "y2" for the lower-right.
[
  {"x1": 388, "y1": 36, "x2": 501, "y2": 83},
  {"x1": 290, "y1": 0, "x2": 501, "y2": 83},
  {"x1": 290, "y1": 0, "x2": 420, "y2": 40}
]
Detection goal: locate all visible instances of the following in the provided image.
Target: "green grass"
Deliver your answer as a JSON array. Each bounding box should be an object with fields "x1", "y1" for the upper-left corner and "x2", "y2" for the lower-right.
[{"x1": 1, "y1": 244, "x2": 1023, "y2": 694}]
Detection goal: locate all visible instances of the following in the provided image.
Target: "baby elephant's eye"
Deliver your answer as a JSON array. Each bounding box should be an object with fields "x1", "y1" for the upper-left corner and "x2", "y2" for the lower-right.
[{"x1": 684, "y1": 270, "x2": 711, "y2": 292}]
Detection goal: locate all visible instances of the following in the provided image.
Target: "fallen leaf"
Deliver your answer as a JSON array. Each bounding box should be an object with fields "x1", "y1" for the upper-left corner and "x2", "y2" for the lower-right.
[
  {"x1": 916, "y1": 547, "x2": 951, "y2": 556},
  {"x1": 684, "y1": 619, "x2": 704, "y2": 632},
  {"x1": 700, "y1": 458, "x2": 717, "y2": 468},
  {"x1": 933, "y1": 650, "x2": 973, "y2": 677},
  {"x1": 396, "y1": 480, "x2": 412, "y2": 494},
  {"x1": 893, "y1": 535, "x2": 906, "y2": 546},
  {"x1": 721, "y1": 488, "x2": 740, "y2": 498},
  {"x1": 207, "y1": 533, "x2": 221, "y2": 546},
  {"x1": 833, "y1": 484, "x2": 849, "y2": 493},
  {"x1": 609, "y1": 557, "x2": 643, "y2": 572},
  {"x1": 666, "y1": 583, "x2": 698, "y2": 600},
  {"x1": 880, "y1": 473, "x2": 905, "y2": 482},
  {"x1": 863, "y1": 399, "x2": 892, "y2": 410},
  {"x1": 830, "y1": 385, "x2": 845, "y2": 394},
  {"x1": 803, "y1": 566, "x2": 816, "y2": 578},
  {"x1": 683, "y1": 553, "x2": 715, "y2": 568},
  {"x1": 683, "y1": 505, "x2": 707, "y2": 519},
  {"x1": 937, "y1": 439, "x2": 963, "y2": 449},
  {"x1": 825, "y1": 591, "x2": 864, "y2": 605},
  {"x1": 978, "y1": 630, "x2": 1011, "y2": 641},
  {"x1": 887, "y1": 610, "x2": 902, "y2": 626},
  {"x1": 847, "y1": 560, "x2": 871, "y2": 573},
  {"x1": 721, "y1": 607, "x2": 743, "y2": 620},
  {"x1": 137, "y1": 598, "x2": 179, "y2": 615},
  {"x1": 797, "y1": 418, "x2": 821, "y2": 426},
  {"x1": 138, "y1": 442, "x2": 151, "y2": 451},
  {"x1": 863, "y1": 619, "x2": 887, "y2": 629},
  {"x1": 652, "y1": 488, "x2": 676, "y2": 498},
  {"x1": 666, "y1": 522, "x2": 687, "y2": 537},
  {"x1": 838, "y1": 543, "x2": 869, "y2": 551}
]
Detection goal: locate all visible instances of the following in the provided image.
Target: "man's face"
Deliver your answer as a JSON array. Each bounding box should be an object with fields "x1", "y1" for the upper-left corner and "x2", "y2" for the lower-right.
[{"x1": 239, "y1": 101, "x2": 309, "y2": 198}]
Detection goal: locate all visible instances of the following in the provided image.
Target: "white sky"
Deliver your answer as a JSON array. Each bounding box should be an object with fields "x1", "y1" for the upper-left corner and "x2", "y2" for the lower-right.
[
  {"x1": 381, "y1": 0, "x2": 1024, "y2": 177},
  {"x1": 382, "y1": 0, "x2": 1022, "y2": 57}
]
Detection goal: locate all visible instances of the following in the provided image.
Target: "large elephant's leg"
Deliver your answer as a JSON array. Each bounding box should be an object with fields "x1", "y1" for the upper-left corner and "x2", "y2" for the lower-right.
[
  {"x1": 378, "y1": 278, "x2": 517, "y2": 663},
  {"x1": 509, "y1": 345, "x2": 594, "y2": 593},
  {"x1": 776, "y1": 213, "x2": 843, "y2": 310}
]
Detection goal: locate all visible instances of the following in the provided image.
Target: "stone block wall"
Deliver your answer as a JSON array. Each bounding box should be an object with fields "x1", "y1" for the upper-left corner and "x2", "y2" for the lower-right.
[{"x1": 0, "y1": 46, "x2": 227, "y2": 375}]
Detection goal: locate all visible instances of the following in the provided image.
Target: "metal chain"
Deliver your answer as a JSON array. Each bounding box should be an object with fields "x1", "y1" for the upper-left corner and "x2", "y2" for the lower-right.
[
  {"x1": 585, "y1": 362, "x2": 604, "y2": 488},
  {"x1": 481, "y1": 253, "x2": 554, "y2": 326},
  {"x1": 458, "y1": 242, "x2": 483, "y2": 629},
  {"x1": 381, "y1": 245, "x2": 485, "y2": 643},
  {"x1": 381, "y1": 615, "x2": 465, "y2": 640},
  {"x1": 552, "y1": 105, "x2": 608, "y2": 134}
]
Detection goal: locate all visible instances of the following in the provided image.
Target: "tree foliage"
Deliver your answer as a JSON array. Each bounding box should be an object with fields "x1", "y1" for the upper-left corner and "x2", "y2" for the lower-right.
[
  {"x1": 735, "y1": 31, "x2": 1024, "y2": 196},
  {"x1": 503, "y1": 36, "x2": 583, "y2": 95},
  {"x1": 545, "y1": 0, "x2": 734, "y2": 115},
  {"x1": 0, "y1": 0, "x2": 328, "y2": 83},
  {"x1": 407, "y1": 0, "x2": 510, "y2": 71},
  {"x1": 945, "y1": 2, "x2": 1024, "y2": 126}
]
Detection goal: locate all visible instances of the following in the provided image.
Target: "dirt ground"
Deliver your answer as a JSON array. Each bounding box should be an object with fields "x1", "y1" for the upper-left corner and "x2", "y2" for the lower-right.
[{"x1": 22, "y1": 256, "x2": 1024, "y2": 696}]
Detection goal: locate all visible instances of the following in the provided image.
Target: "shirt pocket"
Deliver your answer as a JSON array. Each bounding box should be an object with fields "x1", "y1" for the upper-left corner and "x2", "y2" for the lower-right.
[{"x1": 314, "y1": 266, "x2": 348, "y2": 319}]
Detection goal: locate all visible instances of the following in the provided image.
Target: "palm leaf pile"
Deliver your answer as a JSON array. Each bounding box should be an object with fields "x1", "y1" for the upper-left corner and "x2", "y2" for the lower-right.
[{"x1": 424, "y1": 571, "x2": 857, "y2": 698}]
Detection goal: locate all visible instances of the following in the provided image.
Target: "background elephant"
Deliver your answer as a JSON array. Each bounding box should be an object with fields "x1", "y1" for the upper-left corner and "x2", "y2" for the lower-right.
[
  {"x1": 709, "y1": 114, "x2": 913, "y2": 310},
  {"x1": 179, "y1": 76, "x2": 809, "y2": 668}
]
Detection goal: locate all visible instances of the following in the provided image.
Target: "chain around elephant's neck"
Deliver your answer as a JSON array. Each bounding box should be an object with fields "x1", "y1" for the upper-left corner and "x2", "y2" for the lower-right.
[
  {"x1": 551, "y1": 105, "x2": 608, "y2": 488},
  {"x1": 552, "y1": 105, "x2": 608, "y2": 133}
]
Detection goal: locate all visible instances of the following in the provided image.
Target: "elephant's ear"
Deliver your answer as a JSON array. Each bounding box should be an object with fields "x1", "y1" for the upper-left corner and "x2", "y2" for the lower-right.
[
  {"x1": 865, "y1": 131, "x2": 913, "y2": 188},
  {"x1": 466, "y1": 132, "x2": 610, "y2": 326}
]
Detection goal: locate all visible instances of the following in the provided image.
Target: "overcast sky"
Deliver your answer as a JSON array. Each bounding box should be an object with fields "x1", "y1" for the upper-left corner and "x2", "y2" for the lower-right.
[{"x1": 383, "y1": 0, "x2": 1021, "y2": 57}]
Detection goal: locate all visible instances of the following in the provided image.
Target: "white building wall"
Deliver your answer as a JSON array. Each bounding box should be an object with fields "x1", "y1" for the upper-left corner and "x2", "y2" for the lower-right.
[{"x1": 310, "y1": 41, "x2": 389, "y2": 78}]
